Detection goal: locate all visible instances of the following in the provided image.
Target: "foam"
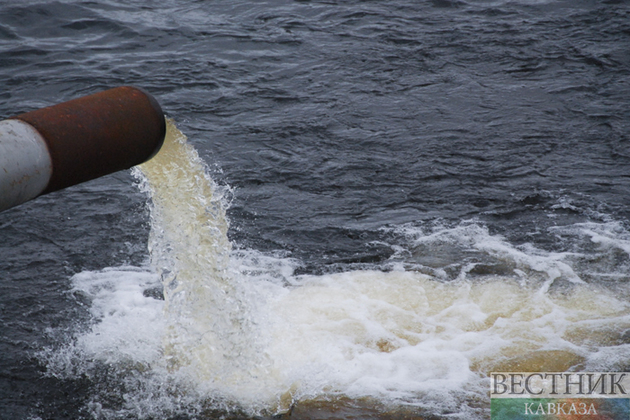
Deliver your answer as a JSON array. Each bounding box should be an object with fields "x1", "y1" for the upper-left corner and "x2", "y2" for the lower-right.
[{"x1": 41, "y1": 121, "x2": 630, "y2": 419}]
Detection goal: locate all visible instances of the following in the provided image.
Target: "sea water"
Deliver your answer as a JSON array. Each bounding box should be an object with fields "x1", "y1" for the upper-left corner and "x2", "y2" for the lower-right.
[{"x1": 1, "y1": 0, "x2": 629, "y2": 418}]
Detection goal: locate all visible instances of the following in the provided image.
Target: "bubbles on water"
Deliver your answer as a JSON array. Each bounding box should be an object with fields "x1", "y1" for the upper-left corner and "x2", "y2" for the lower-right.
[{"x1": 39, "y1": 121, "x2": 630, "y2": 419}]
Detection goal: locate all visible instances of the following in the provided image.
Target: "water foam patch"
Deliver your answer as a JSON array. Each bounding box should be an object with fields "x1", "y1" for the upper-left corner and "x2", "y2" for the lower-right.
[
  {"x1": 42, "y1": 268, "x2": 164, "y2": 379},
  {"x1": 71, "y1": 268, "x2": 164, "y2": 366},
  {"x1": 40, "y1": 121, "x2": 630, "y2": 419},
  {"x1": 261, "y1": 270, "x2": 630, "y2": 403}
]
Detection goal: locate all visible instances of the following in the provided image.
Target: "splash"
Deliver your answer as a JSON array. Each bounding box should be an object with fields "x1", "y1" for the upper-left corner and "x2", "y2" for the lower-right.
[{"x1": 42, "y1": 120, "x2": 630, "y2": 419}]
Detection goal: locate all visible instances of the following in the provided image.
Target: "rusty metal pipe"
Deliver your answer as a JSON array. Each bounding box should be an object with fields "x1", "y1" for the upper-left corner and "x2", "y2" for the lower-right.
[{"x1": 0, "y1": 86, "x2": 166, "y2": 212}]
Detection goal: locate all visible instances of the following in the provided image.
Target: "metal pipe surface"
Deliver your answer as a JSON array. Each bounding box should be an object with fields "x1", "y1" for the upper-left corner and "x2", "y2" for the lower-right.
[{"x1": 0, "y1": 86, "x2": 166, "y2": 212}]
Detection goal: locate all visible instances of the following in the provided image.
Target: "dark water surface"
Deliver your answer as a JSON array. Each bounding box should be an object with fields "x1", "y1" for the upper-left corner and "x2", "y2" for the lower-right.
[{"x1": 1, "y1": 0, "x2": 630, "y2": 419}]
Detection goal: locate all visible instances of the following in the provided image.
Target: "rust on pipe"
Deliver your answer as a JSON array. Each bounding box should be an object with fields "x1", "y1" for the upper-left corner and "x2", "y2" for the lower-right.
[{"x1": 11, "y1": 86, "x2": 166, "y2": 194}]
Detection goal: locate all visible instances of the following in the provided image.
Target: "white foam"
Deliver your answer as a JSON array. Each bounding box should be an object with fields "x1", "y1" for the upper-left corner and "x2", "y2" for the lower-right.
[
  {"x1": 42, "y1": 121, "x2": 630, "y2": 419},
  {"x1": 42, "y1": 268, "x2": 164, "y2": 379},
  {"x1": 71, "y1": 268, "x2": 165, "y2": 366}
]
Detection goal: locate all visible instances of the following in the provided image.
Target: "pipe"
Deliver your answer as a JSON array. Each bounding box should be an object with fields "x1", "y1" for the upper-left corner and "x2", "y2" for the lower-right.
[{"x1": 0, "y1": 86, "x2": 166, "y2": 212}]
